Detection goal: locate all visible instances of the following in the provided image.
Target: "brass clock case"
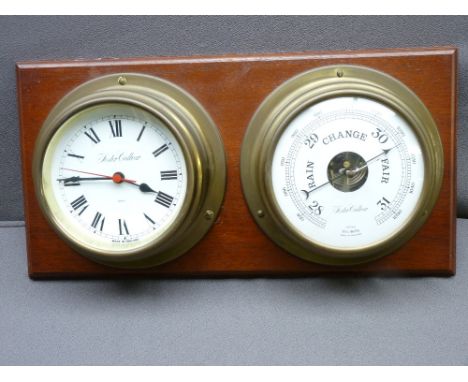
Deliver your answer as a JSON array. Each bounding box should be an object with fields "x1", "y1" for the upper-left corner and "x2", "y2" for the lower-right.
[
  {"x1": 33, "y1": 73, "x2": 226, "y2": 269},
  {"x1": 240, "y1": 65, "x2": 444, "y2": 266}
]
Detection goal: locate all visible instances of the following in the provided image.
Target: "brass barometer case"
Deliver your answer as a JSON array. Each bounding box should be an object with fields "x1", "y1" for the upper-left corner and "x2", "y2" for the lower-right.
[
  {"x1": 241, "y1": 65, "x2": 444, "y2": 266},
  {"x1": 33, "y1": 73, "x2": 226, "y2": 269}
]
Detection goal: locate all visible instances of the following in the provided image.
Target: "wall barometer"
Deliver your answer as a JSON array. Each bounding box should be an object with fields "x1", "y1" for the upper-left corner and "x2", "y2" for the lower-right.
[
  {"x1": 33, "y1": 73, "x2": 226, "y2": 268},
  {"x1": 241, "y1": 65, "x2": 444, "y2": 265}
]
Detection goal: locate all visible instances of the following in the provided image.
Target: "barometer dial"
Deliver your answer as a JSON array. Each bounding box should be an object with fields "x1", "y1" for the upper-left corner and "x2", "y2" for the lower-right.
[
  {"x1": 271, "y1": 96, "x2": 424, "y2": 249},
  {"x1": 241, "y1": 65, "x2": 443, "y2": 265}
]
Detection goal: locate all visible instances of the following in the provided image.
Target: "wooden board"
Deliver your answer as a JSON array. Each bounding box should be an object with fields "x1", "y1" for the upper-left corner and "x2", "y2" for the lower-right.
[{"x1": 16, "y1": 47, "x2": 457, "y2": 278}]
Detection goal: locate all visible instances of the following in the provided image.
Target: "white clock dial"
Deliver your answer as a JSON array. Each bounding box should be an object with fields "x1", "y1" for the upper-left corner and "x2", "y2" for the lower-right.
[
  {"x1": 42, "y1": 103, "x2": 187, "y2": 254},
  {"x1": 271, "y1": 96, "x2": 424, "y2": 249}
]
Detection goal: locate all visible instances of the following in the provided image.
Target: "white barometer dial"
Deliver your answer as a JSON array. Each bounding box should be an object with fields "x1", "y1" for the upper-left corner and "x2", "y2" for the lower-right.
[
  {"x1": 241, "y1": 66, "x2": 443, "y2": 265},
  {"x1": 272, "y1": 96, "x2": 424, "y2": 248},
  {"x1": 33, "y1": 74, "x2": 226, "y2": 268}
]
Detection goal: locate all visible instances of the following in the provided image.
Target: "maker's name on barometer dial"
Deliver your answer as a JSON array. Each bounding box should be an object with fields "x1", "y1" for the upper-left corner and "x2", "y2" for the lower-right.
[
  {"x1": 33, "y1": 73, "x2": 226, "y2": 269},
  {"x1": 274, "y1": 96, "x2": 423, "y2": 247},
  {"x1": 241, "y1": 65, "x2": 443, "y2": 266}
]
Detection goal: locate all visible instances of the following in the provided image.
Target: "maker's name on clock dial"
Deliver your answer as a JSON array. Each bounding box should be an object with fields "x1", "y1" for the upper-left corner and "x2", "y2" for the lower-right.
[
  {"x1": 34, "y1": 73, "x2": 226, "y2": 268},
  {"x1": 48, "y1": 103, "x2": 187, "y2": 249}
]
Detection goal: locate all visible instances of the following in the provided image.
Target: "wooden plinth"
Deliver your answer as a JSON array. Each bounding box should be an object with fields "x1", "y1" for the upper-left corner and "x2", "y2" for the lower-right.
[{"x1": 17, "y1": 47, "x2": 457, "y2": 278}]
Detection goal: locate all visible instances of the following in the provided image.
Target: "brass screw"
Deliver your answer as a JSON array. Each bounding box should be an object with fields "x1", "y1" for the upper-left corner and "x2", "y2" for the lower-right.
[
  {"x1": 118, "y1": 76, "x2": 127, "y2": 85},
  {"x1": 257, "y1": 210, "x2": 265, "y2": 218},
  {"x1": 337, "y1": 70, "x2": 344, "y2": 78},
  {"x1": 204, "y1": 210, "x2": 214, "y2": 220}
]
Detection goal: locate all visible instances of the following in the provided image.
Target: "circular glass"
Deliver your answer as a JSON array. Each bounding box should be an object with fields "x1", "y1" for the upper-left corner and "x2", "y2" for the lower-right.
[
  {"x1": 271, "y1": 96, "x2": 425, "y2": 250},
  {"x1": 41, "y1": 102, "x2": 188, "y2": 255}
]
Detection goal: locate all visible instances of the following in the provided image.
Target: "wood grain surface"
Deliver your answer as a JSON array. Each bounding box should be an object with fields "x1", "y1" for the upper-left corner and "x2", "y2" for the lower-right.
[{"x1": 16, "y1": 47, "x2": 457, "y2": 278}]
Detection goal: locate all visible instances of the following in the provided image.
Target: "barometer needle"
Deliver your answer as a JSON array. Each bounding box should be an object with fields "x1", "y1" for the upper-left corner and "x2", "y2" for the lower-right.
[
  {"x1": 301, "y1": 174, "x2": 340, "y2": 199},
  {"x1": 301, "y1": 144, "x2": 400, "y2": 199},
  {"x1": 345, "y1": 144, "x2": 401, "y2": 176}
]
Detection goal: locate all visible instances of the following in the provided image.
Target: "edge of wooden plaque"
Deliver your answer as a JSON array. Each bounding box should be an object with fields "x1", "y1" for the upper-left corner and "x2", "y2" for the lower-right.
[{"x1": 16, "y1": 46, "x2": 457, "y2": 278}]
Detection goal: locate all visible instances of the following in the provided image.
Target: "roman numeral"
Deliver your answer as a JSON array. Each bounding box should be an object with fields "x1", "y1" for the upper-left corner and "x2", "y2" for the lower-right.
[
  {"x1": 160, "y1": 170, "x2": 178, "y2": 180},
  {"x1": 67, "y1": 153, "x2": 85, "y2": 159},
  {"x1": 70, "y1": 195, "x2": 88, "y2": 215},
  {"x1": 78, "y1": 206, "x2": 88, "y2": 216},
  {"x1": 152, "y1": 144, "x2": 169, "y2": 158},
  {"x1": 84, "y1": 128, "x2": 100, "y2": 144},
  {"x1": 144, "y1": 213, "x2": 155, "y2": 225},
  {"x1": 155, "y1": 191, "x2": 174, "y2": 208},
  {"x1": 109, "y1": 120, "x2": 122, "y2": 137},
  {"x1": 118, "y1": 219, "x2": 129, "y2": 235},
  {"x1": 137, "y1": 125, "x2": 146, "y2": 142},
  {"x1": 91, "y1": 212, "x2": 104, "y2": 231},
  {"x1": 71, "y1": 195, "x2": 87, "y2": 210}
]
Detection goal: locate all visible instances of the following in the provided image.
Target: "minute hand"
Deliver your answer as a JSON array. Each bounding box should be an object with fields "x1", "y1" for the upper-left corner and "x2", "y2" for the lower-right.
[{"x1": 58, "y1": 176, "x2": 114, "y2": 183}]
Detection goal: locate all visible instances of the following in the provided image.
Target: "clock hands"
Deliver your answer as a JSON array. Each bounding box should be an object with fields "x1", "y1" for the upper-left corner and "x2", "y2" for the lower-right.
[
  {"x1": 58, "y1": 175, "x2": 121, "y2": 183},
  {"x1": 58, "y1": 168, "x2": 137, "y2": 184},
  {"x1": 58, "y1": 168, "x2": 159, "y2": 194},
  {"x1": 301, "y1": 144, "x2": 400, "y2": 200},
  {"x1": 135, "y1": 182, "x2": 158, "y2": 193}
]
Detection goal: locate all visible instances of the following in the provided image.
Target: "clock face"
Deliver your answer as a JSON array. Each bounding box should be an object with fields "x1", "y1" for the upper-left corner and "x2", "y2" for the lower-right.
[
  {"x1": 41, "y1": 103, "x2": 188, "y2": 254},
  {"x1": 271, "y1": 96, "x2": 425, "y2": 250}
]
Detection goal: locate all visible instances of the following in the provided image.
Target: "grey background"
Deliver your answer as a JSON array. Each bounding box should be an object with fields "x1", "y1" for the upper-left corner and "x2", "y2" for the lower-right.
[
  {"x1": 1, "y1": 16, "x2": 468, "y2": 365},
  {"x1": 2, "y1": 221, "x2": 468, "y2": 365}
]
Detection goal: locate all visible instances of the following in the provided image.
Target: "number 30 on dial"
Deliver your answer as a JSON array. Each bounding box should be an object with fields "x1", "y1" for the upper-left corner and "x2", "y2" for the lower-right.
[{"x1": 241, "y1": 65, "x2": 444, "y2": 266}]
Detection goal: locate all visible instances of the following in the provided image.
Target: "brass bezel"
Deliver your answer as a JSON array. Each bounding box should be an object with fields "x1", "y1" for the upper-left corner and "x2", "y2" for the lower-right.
[
  {"x1": 240, "y1": 65, "x2": 444, "y2": 266},
  {"x1": 33, "y1": 73, "x2": 226, "y2": 269}
]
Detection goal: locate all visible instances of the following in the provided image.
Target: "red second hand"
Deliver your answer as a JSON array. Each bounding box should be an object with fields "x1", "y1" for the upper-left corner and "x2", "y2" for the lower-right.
[{"x1": 61, "y1": 168, "x2": 137, "y2": 184}]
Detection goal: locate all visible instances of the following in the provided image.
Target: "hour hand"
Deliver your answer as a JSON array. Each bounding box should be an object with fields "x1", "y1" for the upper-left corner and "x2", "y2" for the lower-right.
[
  {"x1": 57, "y1": 175, "x2": 111, "y2": 185},
  {"x1": 126, "y1": 181, "x2": 158, "y2": 194},
  {"x1": 138, "y1": 183, "x2": 158, "y2": 193}
]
